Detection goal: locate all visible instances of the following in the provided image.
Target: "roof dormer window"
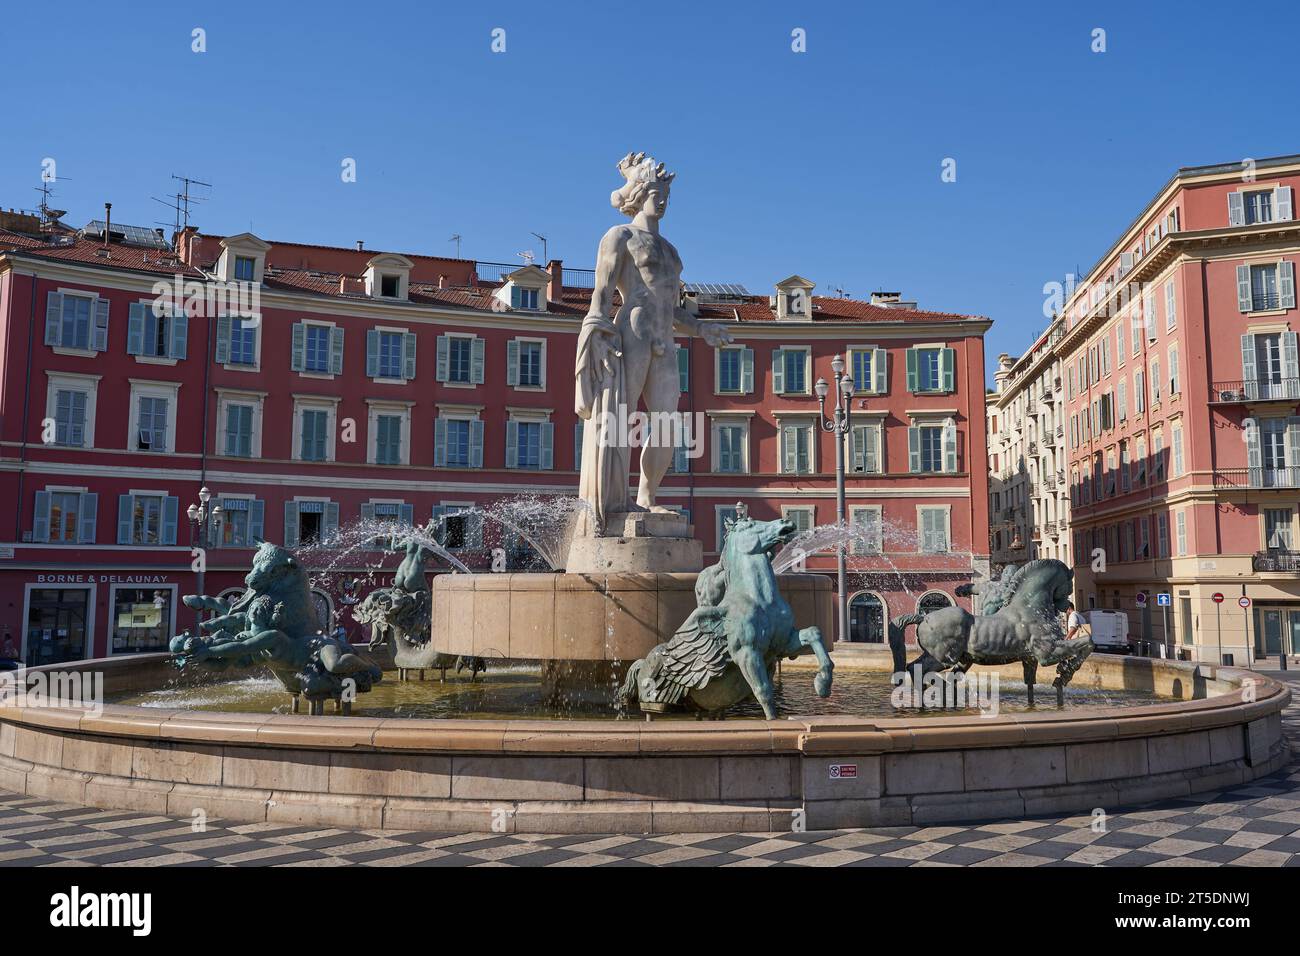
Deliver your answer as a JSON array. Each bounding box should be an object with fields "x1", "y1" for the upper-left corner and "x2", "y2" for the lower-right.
[
  {"x1": 773, "y1": 275, "x2": 815, "y2": 321},
  {"x1": 496, "y1": 264, "x2": 550, "y2": 312},
  {"x1": 364, "y1": 253, "x2": 413, "y2": 301},
  {"x1": 380, "y1": 274, "x2": 400, "y2": 298},
  {"x1": 215, "y1": 233, "x2": 270, "y2": 284}
]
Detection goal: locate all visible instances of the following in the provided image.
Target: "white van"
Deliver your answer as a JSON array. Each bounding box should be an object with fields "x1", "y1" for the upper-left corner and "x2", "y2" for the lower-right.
[{"x1": 1087, "y1": 610, "x2": 1131, "y2": 654}]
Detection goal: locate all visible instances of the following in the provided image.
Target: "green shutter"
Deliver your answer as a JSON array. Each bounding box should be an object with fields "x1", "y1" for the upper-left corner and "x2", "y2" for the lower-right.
[
  {"x1": 471, "y1": 338, "x2": 485, "y2": 383},
  {"x1": 127, "y1": 303, "x2": 145, "y2": 355},
  {"x1": 470, "y1": 420, "x2": 484, "y2": 468},
  {"x1": 366, "y1": 329, "x2": 379, "y2": 377},
  {"x1": 941, "y1": 348, "x2": 955, "y2": 392},
  {"x1": 291, "y1": 322, "x2": 306, "y2": 371},
  {"x1": 740, "y1": 347, "x2": 754, "y2": 394},
  {"x1": 1237, "y1": 265, "x2": 1252, "y2": 312},
  {"x1": 330, "y1": 327, "x2": 345, "y2": 374},
  {"x1": 505, "y1": 421, "x2": 519, "y2": 468},
  {"x1": 905, "y1": 348, "x2": 918, "y2": 392},
  {"x1": 215, "y1": 316, "x2": 232, "y2": 364},
  {"x1": 772, "y1": 349, "x2": 785, "y2": 394},
  {"x1": 434, "y1": 418, "x2": 447, "y2": 466},
  {"x1": 436, "y1": 334, "x2": 450, "y2": 381},
  {"x1": 45, "y1": 292, "x2": 61, "y2": 346},
  {"x1": 908, "y1": 425, "x2": 921, "y2": 473},
  {"x1": 32, "y1": 490, "x2": 50, "y2": 542},
  {"x1": 78, "y1": 493, "x2": 97, "y2": 544},
  {"x1": 507, "y1": 340, "x2": 519, "y2": 387},
  {"x1": 403, "y1": 332, "x2": 417, "y2": 380},
  {"x1": 677, "y1": 344, "x2": 689, "y2": 392}
]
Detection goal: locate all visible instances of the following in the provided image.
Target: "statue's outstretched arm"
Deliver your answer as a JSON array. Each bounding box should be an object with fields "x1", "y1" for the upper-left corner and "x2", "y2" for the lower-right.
[{"x1": 196, "y1": 629, "x2": 281, "y2": 660}]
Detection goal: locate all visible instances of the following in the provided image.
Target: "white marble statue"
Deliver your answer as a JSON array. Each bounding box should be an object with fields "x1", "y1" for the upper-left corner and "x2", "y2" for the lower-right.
[{"x1": 574, "y1": 152, "x2": 733, "y2": 535}]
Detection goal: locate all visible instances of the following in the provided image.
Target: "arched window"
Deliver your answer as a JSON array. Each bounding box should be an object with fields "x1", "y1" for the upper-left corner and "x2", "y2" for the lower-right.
[
  {"x1": 312, "y1": 590, "x2": 334, "y2": 631},
  {"x1": 849, "y1": 592, "x2": 886, "y2": 643},
  {"x1": 917, "y1": 591, "x2": 952, "y2": 617}
]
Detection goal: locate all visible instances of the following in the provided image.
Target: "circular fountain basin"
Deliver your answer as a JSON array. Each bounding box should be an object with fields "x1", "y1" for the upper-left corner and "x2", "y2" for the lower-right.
[
  {"x1": 429, "y1": 571, "x2": 835, "y2": 662},
  {"x1": 0, "y1": 652, "x2": 1288, "y2": 834}
]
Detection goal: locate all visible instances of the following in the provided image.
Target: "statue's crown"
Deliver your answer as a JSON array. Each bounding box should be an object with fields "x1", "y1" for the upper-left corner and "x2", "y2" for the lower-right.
[{"x1": 617, "y1": 151, "x2": 675, "y2": 185}]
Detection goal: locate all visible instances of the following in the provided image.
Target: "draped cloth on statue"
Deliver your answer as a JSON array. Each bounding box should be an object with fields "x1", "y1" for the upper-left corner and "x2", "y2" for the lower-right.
[{"x1": 574, "y1": 315, "x2": 631, "y2": 536}]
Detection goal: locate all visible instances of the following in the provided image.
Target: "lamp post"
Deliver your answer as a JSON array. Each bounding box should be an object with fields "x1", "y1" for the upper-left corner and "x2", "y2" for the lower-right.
[
  {"x1": 816, "y1": 355, "x2": 855, "y2": 646},
  {"x1": 186, "y1": 486, "x2": 223, "y2": 630}
]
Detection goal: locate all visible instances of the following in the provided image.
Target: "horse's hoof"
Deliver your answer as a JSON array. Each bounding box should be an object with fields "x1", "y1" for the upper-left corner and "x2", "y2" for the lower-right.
[{"x1": 814, "y1": 667, "x2": 833, "y2": 697}]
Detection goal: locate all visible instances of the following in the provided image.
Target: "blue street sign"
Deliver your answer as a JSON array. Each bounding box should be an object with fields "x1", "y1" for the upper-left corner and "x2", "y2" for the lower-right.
[{"x1": 1156, "y1": 592, "x2": 1172, "y2": 607}]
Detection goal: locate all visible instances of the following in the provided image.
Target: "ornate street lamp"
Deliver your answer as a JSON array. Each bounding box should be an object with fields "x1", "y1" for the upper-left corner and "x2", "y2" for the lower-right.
[
  {"x1": 186, "y1": 486, "x2": 223, "y2": 629},
  {"x1": 816, "y1": 355, "x2": 855, "y2": 645}
]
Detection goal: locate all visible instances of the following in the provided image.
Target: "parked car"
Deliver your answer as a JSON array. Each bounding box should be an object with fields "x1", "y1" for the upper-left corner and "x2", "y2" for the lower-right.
[{"x1": 1087, "y1": 610, "x2": 1132, "y2": 654}]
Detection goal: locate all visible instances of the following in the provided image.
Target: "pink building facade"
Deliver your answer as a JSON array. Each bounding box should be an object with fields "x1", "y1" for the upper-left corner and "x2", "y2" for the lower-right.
[
  {"x1": 0, "y1": 214, "x2": 990, "y2": 665},
  {"x1": 1062, "y1": 154, "x2": 1300, "y2": 664}
]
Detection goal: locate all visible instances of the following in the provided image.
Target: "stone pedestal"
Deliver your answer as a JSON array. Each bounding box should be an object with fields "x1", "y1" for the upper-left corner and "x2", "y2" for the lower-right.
[{"x1": 564, "y1": 510, "x2": 703, "y2": 574}]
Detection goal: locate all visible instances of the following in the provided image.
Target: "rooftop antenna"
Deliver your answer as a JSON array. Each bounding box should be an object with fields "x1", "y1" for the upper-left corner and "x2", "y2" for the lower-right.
[
  {"x1": 516, "y1": 249, "x2": 535, "y2": 266},
  {"x1": 171, "y1": 174, "x2": 212, "y2": 230},
  {"x1": 832, "y1": 284, "x2": 851, "y2": 299},
  {"x1": 34, "y1": 176, "x2": 71, "y2": 233},
  {"x1": 449, "y1": 234, "x2": 462, "y2": 258},
  {"x1": 530, "y1": 232, "x2": 548, "y2": 263}
]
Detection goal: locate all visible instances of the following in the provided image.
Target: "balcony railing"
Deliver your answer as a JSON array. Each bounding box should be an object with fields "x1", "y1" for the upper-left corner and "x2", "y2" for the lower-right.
[
  {"x1": 1254, "y1": 550, "x2": 1300, "y2": 572},
  {"x1": 1215, "y1": 467, "x2": 1300, "y2": 490},
  {"x1": 1209, "y1": 379, "x2": 1300, "y2": 404}
]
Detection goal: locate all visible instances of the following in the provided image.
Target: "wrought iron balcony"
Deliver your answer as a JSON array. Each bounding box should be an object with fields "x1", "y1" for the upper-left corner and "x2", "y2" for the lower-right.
[
  {"x1": 1254, "y1": 549, "x2": 1300, "y2": 572},
  {"x1": 1215, "y1": 468, "x2": 1300, "y2": 490},
  {"x1": 1209, "y1": 380, "x2": 1300, "y2": 404}
]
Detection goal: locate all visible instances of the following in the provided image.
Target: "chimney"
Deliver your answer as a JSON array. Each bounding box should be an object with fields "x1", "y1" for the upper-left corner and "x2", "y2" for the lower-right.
[
  {"x1": 547, "y1": 259, "x2": 563, "y2": 303},
  {"x1": 438, "y1": 274, "x2": 446, "y2": 289},
  {"x1": 356, "y1": 240, "x2": 364, "y2": 251},
  {"x1": 102, "y1": 203, "x2": 112, "y2": 248}
]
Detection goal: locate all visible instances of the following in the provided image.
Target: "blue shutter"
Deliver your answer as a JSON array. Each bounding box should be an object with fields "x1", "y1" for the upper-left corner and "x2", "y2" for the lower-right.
[
  {"x1": 1280, "y1": 260, "x2": 1296, "y2": 310},
  {"x1": 45, "y1": 292, "x2": 61, "y2": 346},
  {"x1": 507, "y1": 340, "x2": 520, "y2": 387},
  {"x1": 575, "y1": 421, "x2": 584, "y2": 470},
  {"x1": 908, "y1": 426, "x2": 921, "y2": 473},
  {"x1": 330, "y1": 327, "x2": 345, "y2": 374},
  {"x1": 117, "y1": 495, "x2": 133, "y2": 544},
  {"x1": 169, "y1": 314, "x2": 188, "y2": 359},
  {"x1": 771, "y1": 349, "x2": 785, "y2": 394},
  {"x1": 91, "y1": 298, "x2": 109, "y2": 351},
  {"x1": 214, "y1": 316, "x2": 232, "y2": 364},
  {"x1": 906, "y1": 349, "x2": 919, "y2": 391},
  {"x1": 506, "y1": 420, "x2": 519, "y2": 468},
  {"x1": 403, "y1": 332, "x2": 417, "y2": 380},
  {"x1": 127, "y1": 303, "x2": 145, "y2": 355},
  {"x1": 740, "y1": 347, "x2": 754, "y2": 393},
  {"x1": 291, "y1": 322, "x2": 306, "y2": 371},
  {"x1": 510, "y1": 285, "x2": 522, "y2": 309},
  {"x1": 249, "y1": 499, "x2": 265, "y2": 544},
  {"x1": 540, "y1": 422, "x2": 554, "y2": 470},
  {"x1": 873, "y1": 349, "x2": 888, "y2": 394},
  {"x1": 32, "y1": 491, "x2": 50, "y2": 543},
  {"x1": 677, "y1": 343, "x2": 689, "y2": 392},
  {"x1": 470, "y1": 420, "x2": 484, "y2": 468},
  {"x1": 162, "y1": 496, "x2": 179, "y2": 545},
  {"x1": 78, "y1": 493, "x2": 97, "y2": 544},
  {"x1": 366, "y1": 329, "x2": 379, "y2": 377},
  {"x1": 941, "y1": 348, "x2": 956, "y2": 392},
  {"x1": 325, "y1": 501, "x2": 340, "y2": 541},
  {"x1": 400, "y1": 503, "x2": 414, "y2": 526},
  {"x1": 284, "y1": 502, "x2": 300, "y2": 547},
  {"x1": 436, "y1": 334, "x2": 450, "y2": 381},
  {"x1": 433, "y1": 418, "x2": 447, "y2": 466},
  {"x1": 471, "y1": 337, "x2": 485, "y2": 384}
]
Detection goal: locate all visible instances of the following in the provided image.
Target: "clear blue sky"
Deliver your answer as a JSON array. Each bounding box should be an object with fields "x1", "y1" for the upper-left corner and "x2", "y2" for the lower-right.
[{"x1": 4, "y1": 0, "x2": 1298, "y2": 377}]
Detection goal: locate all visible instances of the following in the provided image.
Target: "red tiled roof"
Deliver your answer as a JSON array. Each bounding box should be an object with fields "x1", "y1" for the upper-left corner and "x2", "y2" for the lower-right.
[
  {"x1": 10, "y1": 236, "x2": 204, "y2": 276},
  {"x1": 0, "y1": 229, "x2": 49, "y2": 251}
]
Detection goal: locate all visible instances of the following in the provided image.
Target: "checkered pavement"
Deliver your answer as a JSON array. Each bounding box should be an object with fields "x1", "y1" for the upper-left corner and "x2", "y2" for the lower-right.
[{"x1": 2, "y1": 672, "x2": 1297, "y2": 868}]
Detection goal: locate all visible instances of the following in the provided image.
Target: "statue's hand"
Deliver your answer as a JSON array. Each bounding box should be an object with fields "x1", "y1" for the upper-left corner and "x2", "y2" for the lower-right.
[
  {"x1": 588, "y1": 326, "x2": 623, "y2": 384},
  {"x1": 699, "y1": 322, "x2": 733, "y2": 348}
]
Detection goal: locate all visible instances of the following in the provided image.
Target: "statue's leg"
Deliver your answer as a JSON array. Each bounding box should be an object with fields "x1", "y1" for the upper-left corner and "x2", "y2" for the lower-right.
[
  {"x1": 793, "y1": 626, "x2": 834, "y2": 698},
  {"x1": 1023, "y1": 660, "x2": 1037, "y2": 706},
  {"x1": 733, "y1": 645, "x2": 778, "y2": 720},
  {"x1": 635, "y1": 351, "x2": 681, "y2": 510}
]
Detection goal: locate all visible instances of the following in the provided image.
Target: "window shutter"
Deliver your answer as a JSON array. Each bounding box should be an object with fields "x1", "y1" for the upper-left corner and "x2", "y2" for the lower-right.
[
  {"x1": 471, "y1": 337, "x2": 486, "y2": 384},
  {"x1": 782, "y1": 426, "x2": 797, "y2": 474},
  {"x1": 1236, "y1": 264, "x2": 1252, "y2": 312},
  {"x1": 162, "y1": 496, "x2": 179, "y2": 545},
  {"x1": 905, "y1": 348, "x2": 918, "y2": 392},
  {"x1": 374, "y1": 418, "x2": 388, "y2": 464},
  {"x1": 360, "y1": 502, "x2": 376, "y2": 523},
  {"x1": 1118, "y1": 381, "x2": 1127, "y2": 420},
  {"x1": 943, "y1": 418, "x2": 957, "y2": 473},
  {"x1": 433, "y1": 418, "x2": 447, "y2": 466},
  {"x1": 1135, "y1": 370, "x2": 1145, "y2": 412},
  {"x1": 1165, "y1": 282, "x2": 1176, "y2": 327},
  {"x1": 215, "y1": 316, "x2": 232, "y2": 364},
  {"x1": 1228, "y1": 191, "x2": 1245, "y2": 226},
  {"x1": 127, "y1": 303, "x2": 145, "y2": 355},
  {"x1": 291, "y1": 322, "x2": 306, "y2": 371},
  {"x1": 366, "y1": 329, "x2": 379, "y2": 377},
  {"x1": 505, "y1": 420, "x2": 519, "y2": 469},
  {"x1": 117, "y1": 495, "x2": 133, "y2": 545},
  {"x1": 93, "y1": 298, "x2": 110, "y2": 352},
  {"x1": 284, "y1": 502, "x2": 299, "y2": 547},
  {"x1": 400, "y1": 503, "x2": 414, "y2": 526},
  {"x1": 540, "y1": 422, "x2": 554, "y2": 470},
  {"x1": 740, "y1": 347, "x2": 754, "y2": 394},
  {"x1": 1279, "y1": 260, "x2": 1296, "y2": 309},
  {"x1": 673, "y1": 443, "x2": 688, "y2": 474},
  {"x1": 78, "y1": 492, "x2": 97, "y2": 544},
  {"x1": 510, "y1": 285, "x2": 521, "y2": 309},
  {"x1": 1287, "y1": 417, "x2": 1300, "y2": 471},
  {"x1": 169, "y1": 314, "x2": 188, "y2": 359},
  {"x1": 249, "y1": 499, "x2": 265, "y2": 543},
  {"x1": 45, "y1": 292, "x2": 61, "y2": 346},
  {"x1": 941, "y1": 348, "x2": 956, "y2": 392},
  {"x1": 574, "y1": 421, "x2": 584, "y2": 469},
  {"x1": 873, "y1": 349, "x2": 888, "y2": 394},
  {"x1": 507, "y1": 340, "x2": 520, "y2": 387},
  {"x1": 1144, "y1": 291, "x2": 1156, "y2": 339},
  {"x1": 771, "y1": 349, "x2": 785, "y2": 394},
  {"x1": 330, "y1": 327, "x2": 345, "y2": 375},
  {"x1": 32, "y1": 490, "x2": 50, "y2": 542},
  {"x1": 1283, "y1": 332, "x2": 1299, "y2": 399},
  {"x1": 677, "y1": 344, "x2": 689, "y2": 392},
  {"x1": 851, "y1": 427, "x2": 866, "y2": 472},
  {"x1": 1274, "y1": 186, "x2": 1293, "y2": 222},
  {"x1": 325, "y1": 501, "x2": 340, "y2": 541},
  {"x1": 435, "y1": 334, "x2": 450, "y2": 382},
  {"x1": 470, "y1": 420, "x2": 484, "y2": 468},
  {"x1": 403, "y1": 332, "x2": 417, "y2": 380}
]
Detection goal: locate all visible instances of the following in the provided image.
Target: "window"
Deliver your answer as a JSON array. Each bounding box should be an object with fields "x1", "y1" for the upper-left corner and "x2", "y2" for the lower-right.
[
  {"x1": 116, "y1": 493, "x2": 178, "y2": 545},
  {"x1": 1176, "y1": 511, "x2": 1188, "y2": 556},
  {"x1": 909, "y1": 419, "x2": 957, "y2": 473},
  {"x1": 1265, "y1": 508, "x2": 1293, "y2": 550},
  {"x1": 135, "y1": 396, "x2": 169, "y2": 453},
  {"x1": 219, "y1": 497, "x2": 264, "y2": 548},
  {"x1": 716, "y1": 347, "x2": 752, "y2": 394},
  {"x1": 300, "y1": 408, "x2": 330, "y2": 461},
  {"x1": 305, "y1": 324, "x2": 332, "y2": 373},
  {"x1": 234, "y1": 256, "x2": 256, "y2": 282},
  {"x1": 907, "y1": 347, "x2": 955, "y2": 393},
  {"x1": 109, "y1": 587, "x2": 175, "y2": 654},
  {"x1": 508, "y1": 339, "x2": 545, "y2": 388},
  {"x1": 128, "y1": 302, "x2": 187, "y2": 360},
  {"x1": 1135, "y1": 369, "x2": 1146, "y2": 413},
  {"x1": 711, "y1": 419, "x2": 747, "y2": 474},
  {"x1": 780, "y1": 422, "x2": 813, "y2": 474},
  {"x1": 1120, "y1": 441, "x2": 1130, "y2": 492},
  {"x1": 436, "y1": 417, "x2": 483, "y2": 468},
  {"x1": 290, "y1": 322, "x2": 343, "y2": 376},
  {"x1": 850, "y1": 348, "x2": 888, "y2": 394},
  {"x1": 33, "y1": 489, "x2": 97, "y2": 544},
  {"x1": 1136, "y1": 516, "x2": 1149, "y2": 559},
  {"x1": 227, "y1": 317, "x2": 257, "y2": 366},
  {"x1": 507, "y1": 419, "x2": 553, "y2": 470},
  {"x1": 1156, "y1": 513, "x2": 1169, "y2": 558},
  {"x1": 848, "y1": 592, "x2": 885, "y2": 642},
  {"x1": 850, "y1": 507, "x2": 882, "y2": 555},
  {"x1": 284, "y1": 500, "x2": 338, "y2": 548},
  {"x1": 716, "y1": 505, "x2": 740, "y2": 552},
  {"x1": 1172, "y1": 427, "x2": 1184, "y2": 477},
  {"x1": 224, "y1": 403, "x2": 254, "y2": 457},
  {"x1": 772, "y1": 347, "x2": 808, "y2": 395},
  {"x1": 1238, "y1": 261, "x2": 1296, "y2": 313},
  {"x1": 380, "y1": 274, "x2": 400, "y2": 298},
  {"x1": 434, "y1": 504, "x2": 482, "y2": 550},
  {"x1": 1150, "y1": 359, "x2": 1161, "y2": 404},
  {"x1": 850, "y1": 422, "x2": 883, "y2": 473},
  {"x1": 374, "y1": 413, "x2": 403, "y2": 465},
  {"x1": 45, "y1": 291, "x2": 107, "y2": 352},
  {"x1": 437, "y1": 334, "x2": 484, "y2": 385},
  {"x1": 1247, "y1": 418, "x2": 1297, "y2": 488},
  {"x1": 1144, "y1": 288, "x2": 1157, "y2": 341},
  {"x1": 918, "y1": 508, "x2": 950, "y2": 553},
  {"x1": 1164, "y1": 280, "x2": 1177, "y2": 330},
  {"x1": 53, "y1": 389, "x2": 87, "y2": 447},
  {"x1": 510, "y1": 286, "x2": 540, "y2": 310},
  {"x1": 1245, "y1": 189, "x2": 1274, "y2": 224},
  {"x1": 1168, "y1": 347, "x2": 1180, "y2": 396},
  {"x1": 1153, "y1": 431, "x2": 1165, "y2": 481},
  {"x1": 677, "y1": 343, "x2": 689, "y2": 392},
  {"x1": 782, "y1": 506, "x2": 815, "y2": 534},
  {"x1": 1117, "y1": 380, "x2": 1127, "y2": 421},
  {"x1": 58, "y1": 292, "x2": 91, "y2": 349},
  {"x1": 374, "y1": 330, "x2": 407, "y2": 379},
  {"x1": 1135, "y1": 436, "x2": 1147, "y2": 486}
]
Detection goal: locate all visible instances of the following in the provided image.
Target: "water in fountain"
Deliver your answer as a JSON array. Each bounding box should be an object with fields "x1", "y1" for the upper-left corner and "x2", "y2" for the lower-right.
[{"x1": 475, "y1": 495, "x2": 587, "y2": 572}]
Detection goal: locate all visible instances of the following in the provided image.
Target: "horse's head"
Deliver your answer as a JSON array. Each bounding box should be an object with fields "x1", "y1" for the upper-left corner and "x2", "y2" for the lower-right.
[
  {"x1": 723, "y1": 514, "x2": 796, "y2": 561},
  {"x1": 1009, "y1": 559, "x2": 1075, "y2": 615},
  {"x1": 245, "y1": 542, "x2": 307, "y2": 596}
]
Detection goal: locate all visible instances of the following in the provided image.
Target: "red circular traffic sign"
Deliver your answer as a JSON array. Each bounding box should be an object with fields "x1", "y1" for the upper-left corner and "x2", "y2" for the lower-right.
[
  {"x1": 1239, "y1": 597, "x2": 1251, "y2": 609},
  {"x1": 1212, "y1": 593, "x2": 1224, "y2": 604}
]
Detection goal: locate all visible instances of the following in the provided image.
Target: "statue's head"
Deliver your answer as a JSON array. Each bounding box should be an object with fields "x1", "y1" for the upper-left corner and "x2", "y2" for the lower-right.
[
  {"x1": 611, "y1": 152, "x2": 674, "y2": 221},
  {"x1": 722, "y1": 514, "x2": 796, "y2": 559},
  {"x1": 245, "y1": 542, "x2": 306, "y2": 593}
]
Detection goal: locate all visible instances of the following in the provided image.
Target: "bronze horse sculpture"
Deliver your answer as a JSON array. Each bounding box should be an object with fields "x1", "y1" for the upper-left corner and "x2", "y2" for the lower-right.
[{"x1": 889, "y1": 559, "x2": 1093, "y2": 706}]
